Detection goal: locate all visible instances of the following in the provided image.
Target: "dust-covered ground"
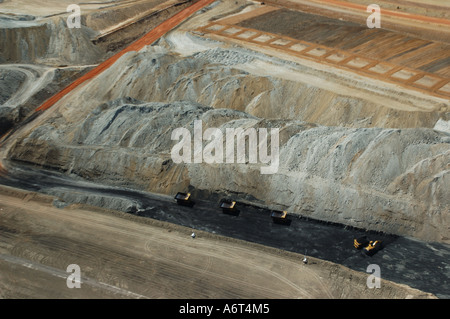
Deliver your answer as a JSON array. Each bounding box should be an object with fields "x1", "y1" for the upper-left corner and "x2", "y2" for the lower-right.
[{"x1": 0, "y1": 186, "x2": 436, "y2": 299}]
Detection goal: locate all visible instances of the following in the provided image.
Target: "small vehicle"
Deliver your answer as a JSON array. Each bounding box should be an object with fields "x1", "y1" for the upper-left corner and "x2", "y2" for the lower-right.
[
  {"x1": 363, "y1": 240, "x2": 383, "y2": 256},
  {"x1": 354, "y1": 236, "x2": 370, "y2": 250},
  {"x1": 220, "y1": 199, "x2": 238, "y2": 215},
  {"x1": 270, "y1": 210, "x2": 290, "y2": 225},
  {"x1": 174, "y1": 192, "x2": 195, "y2": 207}
]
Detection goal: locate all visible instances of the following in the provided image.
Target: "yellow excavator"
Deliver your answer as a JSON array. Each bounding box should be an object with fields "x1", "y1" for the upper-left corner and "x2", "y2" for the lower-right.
[
  {"x1": 363, "y1": 240, "x2": 383, "y2": 256},
  {"x1": 354, "y1": 236, "x2": 383, "y2": 256},
  {"x1": 354, "y1": 236, "x2": 369, "y2": 249}
]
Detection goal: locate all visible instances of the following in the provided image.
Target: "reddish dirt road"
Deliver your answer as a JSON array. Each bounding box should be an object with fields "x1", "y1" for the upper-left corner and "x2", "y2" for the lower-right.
[{"x1": 36, "y1": 0, "x2": 216, "y2": 112}]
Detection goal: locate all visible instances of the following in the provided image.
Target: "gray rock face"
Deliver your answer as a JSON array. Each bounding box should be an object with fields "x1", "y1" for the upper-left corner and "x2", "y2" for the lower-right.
[
  {"x1": 0, "y1": 17, "x2": 102, "y2": 65},
  {"x1": 5, "y1": 45, "x2": 449, "y2": 243},
  {"x1": 9, "y1": 97, "x2": 450, "y2": 243},
  {"x1": 0, "y1": 69, "x2": 26, "y2": 104},
  {"x1": 30, "y1": 45, "x2": 445, "y2": 130}
]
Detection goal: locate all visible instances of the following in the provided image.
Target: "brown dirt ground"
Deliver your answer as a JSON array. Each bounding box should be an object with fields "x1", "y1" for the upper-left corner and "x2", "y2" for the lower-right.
[
  {"x1": 0, "y1": 186, "x2": 435, "y2": 299},
  {"x1": 260, "y1": 0, "x2": 450, "y2": 43}
]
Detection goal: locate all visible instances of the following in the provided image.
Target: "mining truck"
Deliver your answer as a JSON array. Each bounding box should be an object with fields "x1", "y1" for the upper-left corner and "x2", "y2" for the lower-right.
[
  {"x1": 175, "y1": 192, "x2": 195, "y2": 207},
  {"x1": 270, "y1": 210, "x2": 290, "y2": 225},
  {"x1": 220, "y1": 199, "x2": 238, "y2": 215}
]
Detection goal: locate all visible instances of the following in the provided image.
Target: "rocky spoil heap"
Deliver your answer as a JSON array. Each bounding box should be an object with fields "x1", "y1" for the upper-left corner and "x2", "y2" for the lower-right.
[
  {"x1": 8, "y1": 94, "x2": 450, "y2": 242},
  {"x1": 13, "y1": 45, "x2": 445, "y2": 130}
]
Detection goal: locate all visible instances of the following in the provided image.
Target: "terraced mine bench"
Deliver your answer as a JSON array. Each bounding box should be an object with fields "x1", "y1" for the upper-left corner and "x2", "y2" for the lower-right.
[{"x1": 197, "y1": 19, "x2": 450, "y2": 100}]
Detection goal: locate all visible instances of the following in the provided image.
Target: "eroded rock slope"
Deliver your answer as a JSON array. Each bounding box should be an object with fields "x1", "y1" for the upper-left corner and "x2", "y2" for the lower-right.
[{"x1": 7, "y1": 46, "x2": 450, "y2": 242}]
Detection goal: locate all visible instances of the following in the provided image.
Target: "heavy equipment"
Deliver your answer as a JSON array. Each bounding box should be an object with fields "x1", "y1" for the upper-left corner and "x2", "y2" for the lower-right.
[
  {"x1": 354, "y1": 236, "x2": 383, "y2": 256},
  {"x1": 220, "y1": 199, "x2": 238, "y2": 215},
  {"x1": 270, "y1": 210, "x2": 290, "y2": 225},
  {"x1": 175, "y1": 192, "x2": 195, "y2": 207},
  {"x1": 363, "y1": 240, "x2": 383, "y2": 256}
]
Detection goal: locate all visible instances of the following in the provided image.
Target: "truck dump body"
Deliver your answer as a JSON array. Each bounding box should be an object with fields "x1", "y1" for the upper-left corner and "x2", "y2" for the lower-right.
[
  {"x1": 220, "y1": 199, "x2": 238, "y2": 215},
  {"x1": 270, "y1": 210, "x2": 291, "y2": 225},
  {"x1": 175, "y1": 192, "x2": 195, "y2": 207}
]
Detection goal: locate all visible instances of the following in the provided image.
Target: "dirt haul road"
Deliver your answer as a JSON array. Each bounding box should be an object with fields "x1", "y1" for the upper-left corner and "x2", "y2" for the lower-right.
[{"x1": 0, "y1": 185, "x2": 435, "y2": 299}]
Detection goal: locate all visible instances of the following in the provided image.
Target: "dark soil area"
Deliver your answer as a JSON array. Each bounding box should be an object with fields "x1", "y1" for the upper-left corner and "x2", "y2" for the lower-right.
[{"x1": 1, "y1": 162, "x2": 449, "y2": 298}]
